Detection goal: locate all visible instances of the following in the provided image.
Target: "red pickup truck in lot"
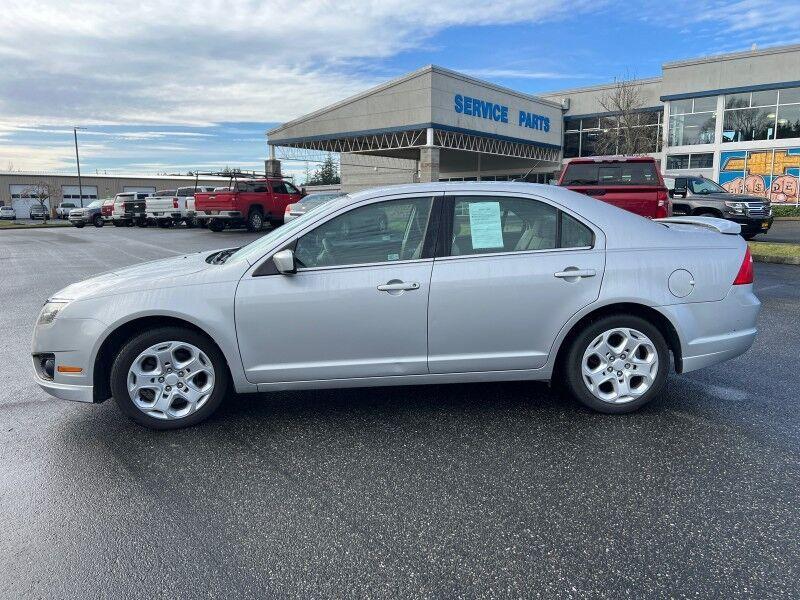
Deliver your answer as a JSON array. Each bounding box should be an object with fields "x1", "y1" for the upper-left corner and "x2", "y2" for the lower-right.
[
  {"x1": 557, "y1": 157, "x2": 671, "y2": 219},
  {"x1": 194, "y1": 178, "x2": 305, "y2": 232}
]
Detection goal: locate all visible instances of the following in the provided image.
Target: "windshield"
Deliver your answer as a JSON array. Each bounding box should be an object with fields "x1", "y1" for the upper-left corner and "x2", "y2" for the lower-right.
[
  {"x1": 689, "y1": 178, "x2": 727, "y2": 194},
  {"x1": 87, "y1": 200, "x2": 103, "y2": 208},
  {"x1": 227, "y1": 197, "x2": 341, "y2": 264}
]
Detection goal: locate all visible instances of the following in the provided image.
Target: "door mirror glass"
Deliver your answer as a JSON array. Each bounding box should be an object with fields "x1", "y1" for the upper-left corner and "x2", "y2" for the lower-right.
[
  {"x1": 673, "y1": 177, "x2": 688, "y2": 198},
  {"x1": 273, "y1": 249, "x2": 296, "y2": 274}
]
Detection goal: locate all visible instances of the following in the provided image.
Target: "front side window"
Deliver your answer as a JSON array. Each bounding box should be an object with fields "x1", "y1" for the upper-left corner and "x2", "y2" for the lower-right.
[
  {"x1": 450, "y1": 196, "x2": 592, "y2": 257},
  {"x1": 271, "y1": 182, "x2": 288, "y2": 194},
  {"x1": 294, "y1": 197, "x2": 433, "y2": 269},
  {"x1": 284, "y1": 182, "x2": 300, "y2": 195},
  {"x1": 688, "y1": 178, "x2": 726, "y2": 194}
]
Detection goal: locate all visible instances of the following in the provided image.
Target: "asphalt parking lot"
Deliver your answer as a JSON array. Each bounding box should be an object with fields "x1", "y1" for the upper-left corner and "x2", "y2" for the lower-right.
[{"x1": 1, "y1": 226, "x2": 798, "y2": 598}]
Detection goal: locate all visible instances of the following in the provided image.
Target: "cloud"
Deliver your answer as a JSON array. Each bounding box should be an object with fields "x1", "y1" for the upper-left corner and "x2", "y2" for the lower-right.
[{"x1": 0, "y1": 0, "x2": 601, "y2": 129}]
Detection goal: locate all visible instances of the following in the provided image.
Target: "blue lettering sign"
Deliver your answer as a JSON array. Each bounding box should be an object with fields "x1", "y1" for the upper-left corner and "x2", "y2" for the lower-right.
[{"x1": 455, "y1": 94, "x2": 547, "y2": 131}]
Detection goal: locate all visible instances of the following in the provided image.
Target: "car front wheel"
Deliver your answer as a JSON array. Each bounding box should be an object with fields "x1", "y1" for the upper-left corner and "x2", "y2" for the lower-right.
[
  {"x1": 563, "y1": 314, "x2": 669, "y2": 414},
  {"x1": 110, "y1": 327, "x2": 229, "y2": 429}
]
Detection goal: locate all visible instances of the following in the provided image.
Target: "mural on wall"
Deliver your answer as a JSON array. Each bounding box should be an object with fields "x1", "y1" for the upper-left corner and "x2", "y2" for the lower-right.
[{"x1": 719, "y1": 148, "x2": 800, "y2": 203}]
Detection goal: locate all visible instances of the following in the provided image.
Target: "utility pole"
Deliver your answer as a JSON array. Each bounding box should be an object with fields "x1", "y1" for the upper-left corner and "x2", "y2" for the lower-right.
[{"x1": 73, "y1": 127, "x2": 84, "y2": 207}]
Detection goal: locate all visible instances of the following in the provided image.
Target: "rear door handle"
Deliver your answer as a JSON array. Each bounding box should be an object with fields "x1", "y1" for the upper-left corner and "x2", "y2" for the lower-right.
[
  {"x1": 377, "y1": 281, "x2": 420, "y2": 292},
  {"x1": 554, "y1": 269, "x2": 596, "y2": 279}
]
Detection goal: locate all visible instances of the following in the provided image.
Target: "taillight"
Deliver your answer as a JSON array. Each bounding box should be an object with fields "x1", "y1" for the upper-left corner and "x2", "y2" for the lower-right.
[
  {"x1": 285, "y1": 204, "x2": 293, "y2": 214},
  {"x1": 655, "y1": 189, "x2": 671, "y2": 218},
  {"x1": 173, "y1": 199, "x2": 179, "y2": 209},
  {"x1": 733, "y1": 246, "x2": 753, "y2": 285}
]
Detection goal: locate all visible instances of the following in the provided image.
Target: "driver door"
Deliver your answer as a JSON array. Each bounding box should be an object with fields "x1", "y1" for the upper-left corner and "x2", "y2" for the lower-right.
[{"x1": 235, "y1": 195, "x2": 439, "y2": 384}]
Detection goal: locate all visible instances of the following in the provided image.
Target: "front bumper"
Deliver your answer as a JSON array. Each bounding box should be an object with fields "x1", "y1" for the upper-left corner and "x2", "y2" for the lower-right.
[
  {"x1": 68, "y1": 215, "x2": 88, "y2": 224},
  {"x1": 659, "y1": 284, "x2": 760, "y2": 374},
  {"x1": 32, "y1": 316, "x2": 107, "y2": 404},
  {"x1": 730, "y1": 215, "x2": 773, "y2": 234}
]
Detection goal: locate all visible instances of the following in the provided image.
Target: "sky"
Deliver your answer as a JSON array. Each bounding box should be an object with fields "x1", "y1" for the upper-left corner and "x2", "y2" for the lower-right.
[{"x1": 1, "y1": 0, "x2": 798, "y2": 181}]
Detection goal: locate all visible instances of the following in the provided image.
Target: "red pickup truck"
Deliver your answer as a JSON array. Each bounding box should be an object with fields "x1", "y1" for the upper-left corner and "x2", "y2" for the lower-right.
[
  {"x1": 194, "y1": 178, "x2": 305, "y2": 232},
  {"x1": 557, "y1": 157, "x2": 671, "y2": 219}
]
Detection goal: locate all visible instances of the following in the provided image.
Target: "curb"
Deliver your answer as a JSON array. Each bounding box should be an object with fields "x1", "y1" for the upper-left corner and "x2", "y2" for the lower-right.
[
  {"x1": 752, "y1": 254, "x2": 800, "y2": 265},
  {"x1": 0, "y1": 223, "x2": 72, "y2": 230}
]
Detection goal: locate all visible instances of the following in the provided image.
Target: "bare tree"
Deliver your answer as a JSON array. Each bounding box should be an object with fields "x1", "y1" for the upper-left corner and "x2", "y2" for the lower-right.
[
  {"x1": 24, "y1": 181, "x2": 57, "y2": 216},
  {"x1": 594, "y1": 78, "x2": 655, "y2": 156}
]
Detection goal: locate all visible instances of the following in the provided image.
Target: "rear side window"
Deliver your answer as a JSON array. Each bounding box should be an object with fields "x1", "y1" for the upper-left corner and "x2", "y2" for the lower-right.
[
  {"x1": 562, "y1": 162, "x2": 659, "y2": 186},
  {"x1": 450, "y1": 196, "x2": 593, "y2": 257}
]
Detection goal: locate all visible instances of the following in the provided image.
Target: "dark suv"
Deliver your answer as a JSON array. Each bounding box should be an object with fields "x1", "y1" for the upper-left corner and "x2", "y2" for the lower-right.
[{"x1": 664, "y1": 175, "x2": 773, "y2": 240}]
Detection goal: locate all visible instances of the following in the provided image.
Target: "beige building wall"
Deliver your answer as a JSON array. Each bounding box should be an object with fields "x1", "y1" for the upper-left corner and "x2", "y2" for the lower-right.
[{"x1": 0, "y1": 173, "x2": 232, "y2": 215}]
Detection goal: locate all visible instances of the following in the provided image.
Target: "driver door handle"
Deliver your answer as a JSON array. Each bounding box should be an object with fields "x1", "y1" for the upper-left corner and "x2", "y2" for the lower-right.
[
  {"x1": 377, "y1": 281, "x2": 420, "y2": 292},
  {"x1": 554, "y1": 269, "x2": 596, "y2": 279}
]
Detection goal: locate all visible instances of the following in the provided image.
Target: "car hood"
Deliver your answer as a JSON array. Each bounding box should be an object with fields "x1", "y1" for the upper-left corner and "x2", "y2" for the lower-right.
[
  {"x1": 695, "y1": 193, "x2": 769, "y2": 203},
  {"x1": 52, "y1": 250, "x2": 233, "y2": 301}
]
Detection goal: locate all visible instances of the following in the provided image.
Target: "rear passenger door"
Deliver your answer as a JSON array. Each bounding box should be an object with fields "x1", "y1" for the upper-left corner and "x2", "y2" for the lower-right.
[{"x1": 427, "y1": 193, "x2": 605, "y2": 374}]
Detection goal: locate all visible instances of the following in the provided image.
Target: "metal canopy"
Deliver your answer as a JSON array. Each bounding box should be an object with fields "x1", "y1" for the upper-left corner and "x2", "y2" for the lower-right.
[{"x1": 272, "y1": 126, "x2": 560, "y2": 164}]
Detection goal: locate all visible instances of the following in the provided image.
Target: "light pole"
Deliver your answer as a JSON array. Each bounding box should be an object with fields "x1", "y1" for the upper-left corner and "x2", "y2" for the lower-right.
[{"x1": 73, "y1": 127, "x2": 85, "y2": 207}]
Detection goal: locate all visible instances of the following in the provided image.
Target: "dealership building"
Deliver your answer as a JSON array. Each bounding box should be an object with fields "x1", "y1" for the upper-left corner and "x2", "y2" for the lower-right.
[{"x1": 268, "y1": 43, "x2": 800, "y2": 203}]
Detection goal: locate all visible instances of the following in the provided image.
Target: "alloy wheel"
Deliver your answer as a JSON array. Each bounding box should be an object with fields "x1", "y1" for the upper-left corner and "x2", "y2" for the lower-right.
[
  {"x1": 127, "y1": 341, "x2": 215, "y2": 420},
  {"x1": 580, "y1": 327, "x2": 659, "y2": 404}
]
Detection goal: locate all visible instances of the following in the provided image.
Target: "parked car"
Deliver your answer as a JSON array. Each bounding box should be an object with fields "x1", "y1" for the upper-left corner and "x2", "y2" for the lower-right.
[
  {"x1": 100, "y1": 198, "x2": 114, "y2": 223},
  {"x1": 558, "y1": 157, "x2": 671, "y2": 218},
  {"x1": 284, "y1": 192, "x2": 344, "y2": 223},
  {"x1": 32, "y1": 182, "x2": 759, "y2": 430},
  {"x1": 194, "y1": 178, "x2": 304, "y2": 232},
  {"x1": 56, "y1": 202, "x2": 77, "y2": 219},
  {"x1": 68, "y1": 199, "x2": 105, "y2": 228},
  {"x1": 29, "y1": 204, "x2": 50, "y2": 220},
  {"x1": 183, "y1": 186, "x2": 217, "y2": 228},
  {"x1": 0, "y1": 205, "x2": 16, "y2": 220},
  {"x1": 663, "y1": 175, "x2": 773, "y2": 240},
  {"x1": 111, "y1": 192, "x2": 150, "y2": 227}
]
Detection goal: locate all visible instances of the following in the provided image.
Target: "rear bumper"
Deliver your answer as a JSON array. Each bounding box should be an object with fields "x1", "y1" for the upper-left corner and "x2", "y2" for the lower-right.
[
  {"x1": 658, "y1": 285, "x2": 760, "y2": 374},
  {"x1": 201, "y1": 210, "x2": 242, "y2": 219}
]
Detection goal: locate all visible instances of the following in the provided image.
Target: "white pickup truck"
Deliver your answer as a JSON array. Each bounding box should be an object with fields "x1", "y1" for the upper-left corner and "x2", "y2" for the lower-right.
[{"x1": 146, "y1": 186, "x2": 215, "y2": 228}]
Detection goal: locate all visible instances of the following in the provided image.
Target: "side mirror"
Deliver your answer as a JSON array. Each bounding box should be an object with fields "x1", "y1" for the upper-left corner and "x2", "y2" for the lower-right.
[
  {"x1": 672, "y1": 178, "x2": 688, "y2": 198},
  {"x1": 272, "y1": 249, "x2": 296, "y2": 274},
  {"x1": 300, "y1": 186, "x2": 308, "y2": 197}
]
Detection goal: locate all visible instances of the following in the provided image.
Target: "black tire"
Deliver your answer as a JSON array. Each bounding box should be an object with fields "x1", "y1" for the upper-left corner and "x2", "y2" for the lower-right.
[
  {"x1": 742, "y1": 233, "x2": 757, "y2": 240},
  {"x1": 184, "y1": 218, "x2": 195, "y2": 229},
  {"x1": 208, "y1": 219, "x2": 225, "y2": 232},
  {"x1": 695, "y1": 211, "x2": 720, "y2": 218},
  {"x1": 73, "y1": 222, "x2": 85, "y2": 228},
  {"x1": 93, "y1": 215, "x2": 104, "y2": 227},
  {"x1": 562, "y1": 314, "x2": 670, "y2": 414},
  {"x1": 246, "y1": 209, "x2": 264, "y2": 232},
  {"x1": 157, "y1": 220, "x2": 172, "y2": 228},
  {"x1": 109, "y1": 326, "x2": 229, "y2": 430}
]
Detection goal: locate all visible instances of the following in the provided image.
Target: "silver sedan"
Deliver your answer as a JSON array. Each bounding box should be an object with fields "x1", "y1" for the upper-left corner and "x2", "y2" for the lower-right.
[{"x1": 32, "y1": 182, "x2": 759, "y2": 429}]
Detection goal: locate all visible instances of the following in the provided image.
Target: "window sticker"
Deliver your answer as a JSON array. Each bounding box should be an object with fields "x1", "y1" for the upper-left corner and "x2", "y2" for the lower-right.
[{"x1": 468, "y1": 202, "x2": 504, "y2": 249}]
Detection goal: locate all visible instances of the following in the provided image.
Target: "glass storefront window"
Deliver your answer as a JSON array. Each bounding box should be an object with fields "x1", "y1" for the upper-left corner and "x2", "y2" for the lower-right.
[
  {"x1": 752, "y1": 90, "x2": 779, "y2": 107},
  {"x1": 669, "y1": 112, "x2": 716, "y2": 146},
  {"x1": 690, "y1": 153, "x2": 713, "y2": 169},
  {"x1": 693, "y1": 96, "x2": 718, "y2": 112},
  {"x1": 780, "y1": 87, "x2": 800, "y2": 104},
  {"x1": 777, "y1": 104, "x2": 800, "y2": 139},
  {"x1": 666, "y1": 155, "x2": 690, "y2": 169},
  {"x1": 670, "y1": 99, "x2": 693, "y2": 115},
  {"x1": 563, "y1": 132, "x2": 580, "y2": 158},
  {"x1": 723, "y1": 107, "x2": 776, "y2": 142}
]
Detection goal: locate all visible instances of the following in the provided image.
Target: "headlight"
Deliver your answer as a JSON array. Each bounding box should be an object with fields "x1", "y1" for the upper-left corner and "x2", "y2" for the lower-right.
[
  {"x1": 38, "y1": 300, "x2": 70, "y2": 325},
  {"x1": 724, "y1": 201, "x2": 746, "y2": 213}
]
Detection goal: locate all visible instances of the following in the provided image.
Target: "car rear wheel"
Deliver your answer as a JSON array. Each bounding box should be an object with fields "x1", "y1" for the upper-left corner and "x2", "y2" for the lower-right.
[
  {"x1": 246, "y1": 209, "x2": 264, "y2": 232},
  {"x1": 93, "y1": 215, "x2": 103, "y2": 227},
  {"x1": 73, "y1": 222, "x2": 85, "y2": 228},
  {"x1": 110, "y1": 327, "x2": 229, "y2": 429},
  {"x1": 563, "y1": 314, "x2": 669, "y2": 414},
  {"x1": 208, "y1": 219, "x2": 225, "y2": 232}
]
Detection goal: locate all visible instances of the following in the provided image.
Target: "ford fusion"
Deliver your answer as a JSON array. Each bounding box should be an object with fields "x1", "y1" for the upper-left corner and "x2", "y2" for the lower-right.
[{"x1": 32, "y1": 183, "x2": 759, "y2": 429}]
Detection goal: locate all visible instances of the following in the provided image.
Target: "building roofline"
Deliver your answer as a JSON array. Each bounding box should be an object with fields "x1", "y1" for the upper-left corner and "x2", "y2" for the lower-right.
[
  {"x1": 0, "y1": 172, "x2": 234, "y2": 180},
  {"x1": 537, "y1": 76, "x2": 663, "y2": 98},
  {"x1": 663, "y1": 43, "x2": 800, "y2": 69},
  {"x1": 268, "y1": 64, "x2": 562, "y2": 139}
]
